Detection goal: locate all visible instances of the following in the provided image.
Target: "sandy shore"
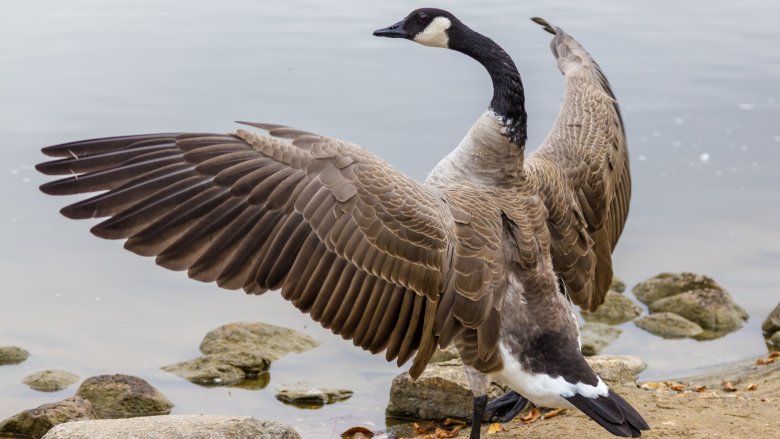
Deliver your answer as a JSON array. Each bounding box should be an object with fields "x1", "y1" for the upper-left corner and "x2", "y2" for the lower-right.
[{"x1": 457, "y1": 354, "x2": 779, "y2": 439}]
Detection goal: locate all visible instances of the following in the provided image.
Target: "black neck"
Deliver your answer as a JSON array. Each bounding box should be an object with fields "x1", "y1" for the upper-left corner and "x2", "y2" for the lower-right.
[{"x1": 448, "y1": 24, "x2": 527, "y2": 146}]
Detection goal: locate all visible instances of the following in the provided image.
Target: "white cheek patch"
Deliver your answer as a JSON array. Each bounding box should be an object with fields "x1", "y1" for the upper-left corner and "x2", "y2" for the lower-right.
[{"x1": 413, "y1": 16, "x2": 451, "y2": 48}]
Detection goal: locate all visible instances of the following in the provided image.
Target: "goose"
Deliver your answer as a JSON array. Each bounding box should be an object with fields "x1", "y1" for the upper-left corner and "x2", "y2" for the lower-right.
[{"x1": 36, "y1": 7, "x2": 647, "y2": 439}]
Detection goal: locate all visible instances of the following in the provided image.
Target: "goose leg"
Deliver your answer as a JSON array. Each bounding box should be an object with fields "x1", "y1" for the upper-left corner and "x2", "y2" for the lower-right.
[
  {"x1": 486, "y1": 390, "x2": 529, "y2": 423},
  {"x1": 470, "y1": 395, "x2": 488, "y2": 439},
  {"x1": 463, "y1": 365, "x2": 491, "y2": 439}
]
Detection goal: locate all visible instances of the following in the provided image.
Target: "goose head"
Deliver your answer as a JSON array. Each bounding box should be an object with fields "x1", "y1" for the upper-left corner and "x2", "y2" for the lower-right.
[{"x1": 373, "y1": 8, "x2": 457, "y2": 48}]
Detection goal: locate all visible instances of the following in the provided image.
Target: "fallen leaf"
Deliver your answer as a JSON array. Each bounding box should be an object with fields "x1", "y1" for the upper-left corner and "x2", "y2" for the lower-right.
[
  {"x1": 413, "y1": 423, "x2": 428, "y2": 435},
  {"x1": 486, "y1": 423, "x2": 503, "y2": 434},
  {"x1": 443, "y1": 418, "x2": 467, "y2": 427},
  {"x1": 746, "y1": 383, "x2": 758, "y2": 391},
  {"x1": 694, "y1": 385, "x2": 707, "y2": 393},
  {"x1": 543, "y1": 408, "x2": 566, "y2": 419},
  {"x1": 769, "y1": 351, "x2": 780, "y2": 359},
  {"x1": 722, "y1": 381, "x2": 738, "y2": 392},
  {"x1": 670, "y1": 383, "x2": 685, "y2": 392},
  {"x1": 341, "y1": 426, "x2": 375, "y2": 438},
  {"x1": 640, "y1": 382, "x2": 663, "y2": 390},
  {"x1": 520, "y1": 407, "x2": 541, "y2": 424},
  {"x1": 756, "y1": 357, "x2": 775, "y2": 366},
  {"x1": 434, "y1": 426, "x2": 461, "y2": 438}
]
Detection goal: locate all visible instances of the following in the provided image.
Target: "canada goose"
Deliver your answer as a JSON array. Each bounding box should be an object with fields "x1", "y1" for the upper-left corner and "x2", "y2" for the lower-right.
[{"x1": 36, "y1": 7, "x2": 645, "y2": 439}]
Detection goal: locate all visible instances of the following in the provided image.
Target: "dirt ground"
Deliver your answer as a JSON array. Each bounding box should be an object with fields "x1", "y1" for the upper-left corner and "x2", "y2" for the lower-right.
[{"x1": 456, "y1": 354, "x2": 780, "y2": 439}]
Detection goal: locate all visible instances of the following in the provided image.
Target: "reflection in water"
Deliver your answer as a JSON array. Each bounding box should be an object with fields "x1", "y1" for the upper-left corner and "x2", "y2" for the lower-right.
[{"x1": 2, "y1": 0, "x2": 780, "y2": 436}]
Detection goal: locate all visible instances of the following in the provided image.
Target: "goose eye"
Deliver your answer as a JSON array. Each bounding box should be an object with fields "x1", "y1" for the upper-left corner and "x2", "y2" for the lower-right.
[{"x1": 418, "y1": 12, "x2": 429, "y2": 22}]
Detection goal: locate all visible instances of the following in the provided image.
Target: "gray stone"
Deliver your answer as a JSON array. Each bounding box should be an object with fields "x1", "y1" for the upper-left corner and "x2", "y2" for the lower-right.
[
  {"x1": 0, "y1": 345, "x2": 30, "y2": 365},
  {"x1": 275, "y1": 385, "x2": 352, "y2": 406},
  {"x1": 41, "y1": 415, "x2": 301, "y2": 439},
  {"x1": 162, "y1": 322, "x2": 317, "y2": 387},
  {"x1": 611, "y1": 276, "x2": 626, "y2": 293},
  {"x1": 762, "y1": 302, "x2": 780, "y2": 337},
  {"x1": 580, "y1": 322, "x2": 622, "y2": 356},
  {"x1": 766, "y1": 331, "x2": 780, "y2": 352},
  {"x1": 582, "y1": 291, "x2": 642, "y2": 325},
  {"x1": 632, "y1": 272, "x2": 720, "y2": 306},
  {"x1": 0, "y1": 396, "x2": 96, "y2": 439},
  {"x1": 648, "y1": 288, "x2": 748, "y2": 337},
  {"x1": 200, "y1": 322, "x2": 319, "y2": 361},
  {"x1": 429, "y1": 344, "x2": 459, "y2": 363},
  {"x1": 75, "y1": 374, "x2": 173, "y2": 419},
  {"x1": 162, "y1": 352, "x2": 271, "y2": 386},
  {"x1": 386, "y1": 359, "x2": 505, "y2": 421},
  {"x1": 634, "y1": 312, "x2": 704, "y2": 338},
  {"x1": 23, "y1": 370, "x2": 80, "y2": 392},
  {"x1": 586, "y1": 355, "x2": 646, "y2": 385}
]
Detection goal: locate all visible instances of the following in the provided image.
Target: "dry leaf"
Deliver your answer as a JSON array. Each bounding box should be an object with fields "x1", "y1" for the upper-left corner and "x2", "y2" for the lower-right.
[
  {"x1": 486, "y1": 423, "x2": 503, "y2": 434},
  {"x1": 722, "y1": 381, "x2": 738, "y2": 392},
  {"x1": 433, "y1": 426, "x2": 461, "y2": 438},
  {"x1": 694, "y1": 385, "x2": 707, "y2": 393},
  {"x1": 520, "y1": 407, "x2": 541, "y2": 424},
  {"x1": 641, "y1": 382, "x2": 664, "y2": 390},
  {"x1": 341, "y1": 426, "x2": 375, "y2": 438},
  {"x1": 746, "y1": 383, "x2": 758, "y2": 391},
  {"x1": 769, "y1": 351, "x2": 780, "y2": 359},
  {"x1": 543, "y1": 408, "x2": 566, "y2": 419},
  {"x1": 443, "y1": 418, "x2": 467, "y2": 427},
  {"x1": 756, "y1": 357, "x2": 775, "y2": 366},
  {"x1": 413, "y1": 423, "x2": 428, "y2": 435},
  {"x1": 670, "y1": 383, "x2": 685, "y2": 392}
]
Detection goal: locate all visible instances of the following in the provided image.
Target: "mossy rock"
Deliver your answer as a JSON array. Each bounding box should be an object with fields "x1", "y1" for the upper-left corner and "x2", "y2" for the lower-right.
[
  {"x1": 634, "y1": 312, "x2": 704, "y2": 339},
  {"x1": 610, "y1": 276, "x2": 626, "y2": 293},
  {"x1": 582, "y1": 291, "x2": 642, "y2": 325},
  {"x1": 762, "y1": 302, "x2": 780, "y2": 337},
  {"x1": 0, "y1": 346, "x2": 30, "y2": 365},
  {"x1": 633, "y1": 272, "x2": 721, "y2": 306},
  {"x1": 648, "y1": 288, "x2": 748, "y2": 336}
]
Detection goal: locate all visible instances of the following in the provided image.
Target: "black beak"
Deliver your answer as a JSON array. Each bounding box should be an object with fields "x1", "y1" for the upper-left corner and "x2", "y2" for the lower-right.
[{"x1": 373, "y1": 19, "x2": 409, "y2": 38}]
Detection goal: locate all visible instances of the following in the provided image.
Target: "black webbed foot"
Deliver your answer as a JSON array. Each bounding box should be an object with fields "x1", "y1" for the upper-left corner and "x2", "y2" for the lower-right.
[{"x1": 485, "y1": 390, "x2": 529, "y2": 423}]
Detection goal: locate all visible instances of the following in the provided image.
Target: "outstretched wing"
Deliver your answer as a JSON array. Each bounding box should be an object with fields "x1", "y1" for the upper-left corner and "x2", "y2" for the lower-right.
[
  {"x1": 36, "y1": 123, "x2": 505, "y2": 376},
  {"x1": 525, "y1": 19, "x2": 631, "y2": 311}
]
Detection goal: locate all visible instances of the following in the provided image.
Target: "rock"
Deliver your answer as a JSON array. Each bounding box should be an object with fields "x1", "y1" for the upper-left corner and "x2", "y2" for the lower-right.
[
  {"x1": 162, "y1": 352, "x2": 271, "y2": 386},
  {"x1": 762, "y1": 302, "x2": 780, "y2": 336},
  {"x1": 200, "y1": 322, "x2": 319, "y2": 361},
  {"x1": 610, "y1": 276, "x2": 626, "y2": 293},
  {"x1": 386, "y1": 359, "x2": 505, "y2": 421},
  {"x1": 634, "y1": 312, "x2": 704, "y2": 338},
  {"x1": 75, "y1": 374, "x2": 173, "y2": 419},
  {"x1": 0, "y1": 396, "x2": 96, "y2": 439},
  {"x1": 632, "y1": 272, "x2": 720, "y2": 306},
  {"x1": 766, "y1": 331, "x2": 780, "y2": 352},
  {"x1": 586, "y1": 355, "x2": 646, "y2": 385},
  {"x1": 41, "y1": 415, "x2": 301, "y2": 439},
  {"x1": 648, "y1": 288, "x2": 748, "y2": 337},
  {"x1": 0, "y1": 345, "x2": 30, "y2": 365},
  {"x1": 23, "y1": 370, "x2": 80, "y2": 392},
  {"x1": 163, "y1": 322, "x2": 318, "y2": 387},
  {"x1": 429, "y1": 344, "x2": 460, "y2": 363},
  {"x1": 275, "y1": 385, "x2": 352, "y2": 406},
  {"x1": 582, "y1": 291, "x2": 642, "y2": 325},
  {"x1": 580, "y1": 322, "x2": 621, "y2": 356}
]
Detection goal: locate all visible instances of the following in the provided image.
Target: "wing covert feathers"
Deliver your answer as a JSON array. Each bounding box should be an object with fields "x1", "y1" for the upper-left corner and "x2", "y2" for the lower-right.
[{"x1": 527, "y1": 19, "x2": 631, "y2": 311}]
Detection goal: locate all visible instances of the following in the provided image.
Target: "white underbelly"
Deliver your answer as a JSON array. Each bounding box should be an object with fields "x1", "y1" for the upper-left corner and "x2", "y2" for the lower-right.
[{"x1": 491, "y1": 343, "x2": 607, "y2": 409}]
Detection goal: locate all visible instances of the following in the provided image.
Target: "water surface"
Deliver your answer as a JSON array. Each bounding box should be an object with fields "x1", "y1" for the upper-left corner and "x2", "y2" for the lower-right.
[{"x1": 2, "y1": 0, "x2": 779, "y2": 436}]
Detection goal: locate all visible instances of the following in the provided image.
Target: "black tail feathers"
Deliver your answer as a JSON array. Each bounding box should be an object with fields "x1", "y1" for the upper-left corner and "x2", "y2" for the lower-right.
[{"x1": 566, "y1": 389, "x2": 650, "y2": 437}]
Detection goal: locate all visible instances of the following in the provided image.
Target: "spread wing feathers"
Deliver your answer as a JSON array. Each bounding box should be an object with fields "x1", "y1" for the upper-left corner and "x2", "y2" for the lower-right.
[
  {"x1": 37, "y1": 124, "x2": 508, "y2": 375},
  {"x1": 525, "y1": 18, "x2": 631, "y2": 311}
]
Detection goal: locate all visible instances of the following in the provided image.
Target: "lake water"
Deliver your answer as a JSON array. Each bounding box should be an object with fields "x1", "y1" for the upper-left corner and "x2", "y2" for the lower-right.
[{"x1": 1, "y1": 0, "x2": 779, "y2": 436}]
